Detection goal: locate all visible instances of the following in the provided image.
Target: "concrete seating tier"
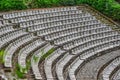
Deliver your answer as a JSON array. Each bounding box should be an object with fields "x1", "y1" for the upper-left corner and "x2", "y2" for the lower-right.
[
  {"x1": 102, "y1": 57, "x2": 120, "y2": 80},
  {"x1": 31, "y1": 43, "x2": 53, "y2": 79},
  {"x1": 18, "y1": 38, "x2": 45, "y2": 70},
  {"x1": 4, "y1": 33, "x2": 35, "y2": 67},
  {"x1": 69, "y1": 57, "x2": 84, "y2": 80},
  {"x1": 56, "y1": 52, "x2": 73, "y2": 80},
  {"x1": 0, "y1": 6, "x2": 119, "y2": 80},
  {"x1": 2, "y1": 7, "x2": 77, "y2": 19},
  {"x1": 75, "y1": 50, "x2": 120, "y2": 80},
  {"x1": 112, "y1": 69, "x2": 120, "y2": 80},
  {"x1": 44, "y1": 48, "x2": 65, "y2": 80},
  {"x1": 0, "y1": 28, "x2": 27, "y2": 49},
  {"x1": 54, "y1": 37, "x2": 120, "y2": 80},
  {"x1": 0, "y1": 25, "x2": 14, "y2": 36}
]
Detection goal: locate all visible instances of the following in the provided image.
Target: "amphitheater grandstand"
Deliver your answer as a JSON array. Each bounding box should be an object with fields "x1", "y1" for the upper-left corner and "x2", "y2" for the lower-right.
[{"x1": 0, "y1": 5, "x2": 120, "y2": 80}]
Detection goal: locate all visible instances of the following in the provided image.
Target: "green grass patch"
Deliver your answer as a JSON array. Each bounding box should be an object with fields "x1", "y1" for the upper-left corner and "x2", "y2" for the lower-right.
[
  {"x1": 40, "y1": 48, "x2": 55, "y2": 60},
  {"x1": 15, "y1": 47, "x2": 55, "y2": 79},
  {"x1": 15, "y1": 60, "x2": 31, "y2": 79},
  {"x1": 26, "y1": 60, "x2": 31, "y2": 70},
  {"x1": 33, "y1": 55, "x2": 39, "y2": 63},
  {"x1": 15, "y1": 63, "x2": 25, "y2": 79},
  {"x1": 33, "y1": 48, "x2": 44, "y2": 63},
  {"x1": 0, "y1": 49, "x2": 5, "y2": 64}
]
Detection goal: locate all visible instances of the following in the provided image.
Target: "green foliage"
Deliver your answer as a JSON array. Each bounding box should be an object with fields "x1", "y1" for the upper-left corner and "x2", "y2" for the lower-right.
[
  {"x1": 14, "y1": 48, "x2": 55, "y2": 79},
  {"x1": 34, "y1": 0, "x2": 60, "y2": 8},
  {"x1": 15, "y1": 64, "x2": 24, "y2": 78},
  {"x1": 15, "y1": 60, "x2": 30, "y2": 78},
  {"x1": 23, "y1": 0, "x2": 33, "y2": 8},
  {"x1": 0, "y1": 50, "x2": 5, "y2": 63},
  {"x1": 0, "y1": 50, "x2": 4, "y2": 58},
  {"x1": 77, "y1": 0, "x2": 120, "y2": 20},
  {"x1": 41, "y1": 48, "x2": 55, "y2": 60},
  {"x1": 59, "y1": 0, "x2": 75, "y2": 6},
  {"x1": 33, "y1": 55, "x2": 39, "y2": 63},
  {"x1": 25, "y1": 60, "x2": 31, "y2": 72},
  {"x1": 21, "y1": 60, "x2": 31, "y2": 73},
  {"x1": 0, "y1": 0, "x2": 27, "y2": 11}
]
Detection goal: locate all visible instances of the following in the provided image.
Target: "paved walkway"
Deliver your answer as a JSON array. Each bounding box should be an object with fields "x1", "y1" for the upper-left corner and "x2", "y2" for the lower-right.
[{"x1": 76, "y1": 49, "x2": 120, "y2": 80}]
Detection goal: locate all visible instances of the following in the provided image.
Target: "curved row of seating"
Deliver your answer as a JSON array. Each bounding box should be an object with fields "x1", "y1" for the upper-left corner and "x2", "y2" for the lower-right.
[
  {"x1": 0, "y1": 25, "x2": 14, "y2": 36},
  {"x1": 3, "y1": 7, "x2": 77, "y2": 19},
  {"x1": 44, "y1": 48, "x2": 65, "y2": 80},
  {"x1": 0, "y1": 28, "x2": 27, "y2": 49},
  {"x1": 41, "y1": 26, "x2": 119, "y2": 78},
  {"x1": 55, "y1": 38, "x2": 120, "y2": 80},
  {"x1": 18, "y1": 38, "x2": 45, "y2": 70},
  {"x1": 31, "y1": 43, "x2": 53, "y2": 79},
  {"x1": 75, "y1": 50, "x2": 120, "y2": 80},
  {"x1": 69, "y1": 57, "x2": 84, "y2": 80},
  {"x1": 112, "y1": 69, "x2": 120, "y2": 80},
  {"x1": 4, "y1": 33, "x2": 35, "y2": 67},
  {"x1": 0, "y1": 5, "x2": 120, "y2": 80},
  {"x1": 102, "y1": 57, "x2": 120, "y2": 80}
]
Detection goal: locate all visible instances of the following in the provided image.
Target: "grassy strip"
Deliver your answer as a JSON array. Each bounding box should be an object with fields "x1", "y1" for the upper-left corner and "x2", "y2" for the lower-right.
[
  {"x1": 33, "y1": 48, "x2": 44, "y2": 63},
  {"x1": 33, "y1": 55, "x2": 39, "y2": 63},
  {"x1": 0, "y1": 49, "x2": 5, "y2": 64},
  {"x1": 40, "y1": 48, "x2": 55, "y2": 61},
  {"x1": 15, "y1": 60, "x2": 31, "y2": 79},
  {"x1": 15, "y1": 48, "x2": 55, "y2": 78},
  {"x1": 15, "y1": 63, "x2": 25, "y2": 79}
]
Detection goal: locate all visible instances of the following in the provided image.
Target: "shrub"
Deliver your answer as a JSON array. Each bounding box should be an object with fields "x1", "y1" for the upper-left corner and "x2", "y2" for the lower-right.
[
  {"x1": 59, "y1": 0, "x2": 75, "y2": 6},
  {"x1": 0, "y1": 0, "x2": 27, "y2": 11},
  {"x1": 34, "y1": 0, "x2": 60, "y2": 8},
  {"x1": 77, "y1": 0, "x2": 120, "y2": 20}
]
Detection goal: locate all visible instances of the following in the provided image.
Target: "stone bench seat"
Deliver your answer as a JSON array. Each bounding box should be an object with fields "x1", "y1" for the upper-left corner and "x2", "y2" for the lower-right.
[
  {"x1": 18, "y1": 39, "x2": 45, "y2": 69},
  {"x1": 31, "y1": 43, "x2": 53, "y2": 79},
  {"x1": 44, "y1": 48, "x2": 65, "y2": 80},
  {"x1": 4, "y1": 33, "x2": 35, "y2": 67},
  {"x1": 0, "y1": 29, "x2": 27, "y2": 48},
  {"x1": 102, "y1": 57, "x2": 120, "y2": 80},
  {"x1": 56, "y1": 53, "x2": 74, "y2": 80}
]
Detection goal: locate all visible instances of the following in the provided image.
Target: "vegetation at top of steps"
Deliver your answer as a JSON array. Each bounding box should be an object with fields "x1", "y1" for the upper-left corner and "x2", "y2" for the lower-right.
[
  {"x1": 0, "y1": 0, "x2": 27, "y2": 11},
  {"x1": 77, "y1": 0, "x2": 120, "y2": 20}
]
